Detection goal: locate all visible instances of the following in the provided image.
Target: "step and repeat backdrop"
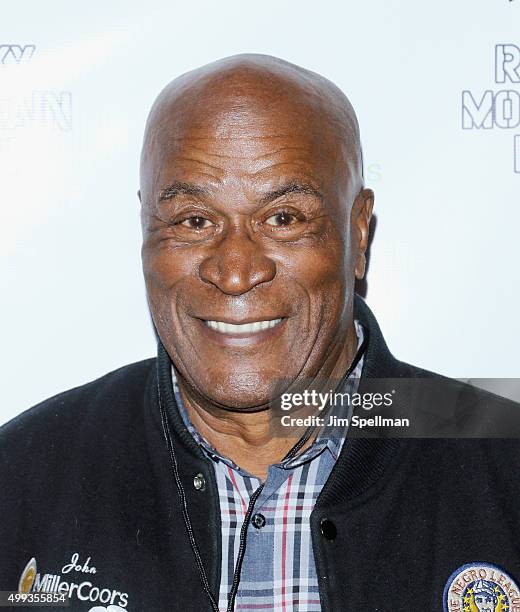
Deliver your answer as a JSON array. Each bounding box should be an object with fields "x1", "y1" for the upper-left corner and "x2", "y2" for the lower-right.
[{"x1": 1, "y1": 0, "x2": 519, "y2": 425}]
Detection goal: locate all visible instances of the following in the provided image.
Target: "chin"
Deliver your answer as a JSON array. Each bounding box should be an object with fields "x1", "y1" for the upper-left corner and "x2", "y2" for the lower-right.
[{"x1": 197, "y1": 368, "x2": 285, "y2": 411}]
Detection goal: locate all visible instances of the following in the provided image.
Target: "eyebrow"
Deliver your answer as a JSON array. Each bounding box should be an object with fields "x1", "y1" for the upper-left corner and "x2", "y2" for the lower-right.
[
  {"x1": 158, "y1": 181, "x2": 210, "y2": 202},
  {"x1": 259, "y1": 181, "x2": 323, "y2": 205}
]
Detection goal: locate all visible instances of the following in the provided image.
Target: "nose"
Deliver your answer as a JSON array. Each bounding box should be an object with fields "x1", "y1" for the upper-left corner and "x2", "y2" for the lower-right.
[{"x1": 199, "y1": 228, "x2": 276, "y2": 295}]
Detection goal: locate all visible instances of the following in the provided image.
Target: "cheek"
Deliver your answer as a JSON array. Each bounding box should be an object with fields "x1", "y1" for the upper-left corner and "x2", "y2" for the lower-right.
[
  {"x1": 280, "y1": 235, "x2": 353, "y2": 344},
  {"x1": 143, "y1": 241, "x2": 194, "y2": 282},
  {"x1": 281, "y1": 234, "x2": 350, "y2": 304},
  {"x1": 142, "y1": 244, "x2": 199, "y2": 330}
]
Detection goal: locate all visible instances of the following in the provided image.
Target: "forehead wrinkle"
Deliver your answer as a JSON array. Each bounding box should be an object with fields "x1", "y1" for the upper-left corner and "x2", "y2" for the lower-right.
[
  {"x1": 252, "y1": 145, "x2": 313, "y2": 160},
  {"x1": 181, "y1": 138, "x2": 319, "y2": 167},
  {"x1": 166, "y1": 155, "x2": 226, "y2": 173},
  {"x1": 165, "y1": 139, "x2": 287, "y2": 161},
  {"x1": 165, "y1": 145, "x2": 318, "y2": 171},
  {"x1": 248, "y1": 159, "x2": 321, "y2": 181},
  {"x1": 159, "y1": 135, "x2": 289, "y2": 143}
]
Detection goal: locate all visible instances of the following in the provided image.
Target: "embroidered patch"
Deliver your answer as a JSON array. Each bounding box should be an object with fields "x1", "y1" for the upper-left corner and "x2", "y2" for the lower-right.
[{"x1": 444, "y1": 562, "x2": 520, "y2": 611}]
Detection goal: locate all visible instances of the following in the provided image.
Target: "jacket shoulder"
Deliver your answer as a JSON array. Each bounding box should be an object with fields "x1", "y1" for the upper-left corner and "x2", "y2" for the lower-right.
[{"x1": 0, "y1": 357, "x2": 156, "y2": 448}]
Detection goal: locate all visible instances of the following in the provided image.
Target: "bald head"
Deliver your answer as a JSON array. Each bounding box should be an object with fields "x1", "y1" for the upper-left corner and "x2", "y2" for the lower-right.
[{"x1": 140, "y1": 53, "x2": 363, "y2": 206}]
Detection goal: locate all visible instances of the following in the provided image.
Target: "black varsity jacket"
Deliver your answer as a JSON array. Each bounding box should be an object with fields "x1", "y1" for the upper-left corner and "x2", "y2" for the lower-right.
[{"x1": 1, "y1": 295, "x2": 519, "y2": 611}]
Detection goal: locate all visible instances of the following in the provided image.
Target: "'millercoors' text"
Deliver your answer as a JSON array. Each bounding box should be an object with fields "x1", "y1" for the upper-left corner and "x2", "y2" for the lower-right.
[{"x1": 28, "y1": 552, "x2": 129, "y2": 608}]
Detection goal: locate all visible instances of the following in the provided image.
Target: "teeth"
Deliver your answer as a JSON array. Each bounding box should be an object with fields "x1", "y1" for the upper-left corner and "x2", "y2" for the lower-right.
[{"x1": 205, "y1": 318, "x2": 282, "y2": 334}]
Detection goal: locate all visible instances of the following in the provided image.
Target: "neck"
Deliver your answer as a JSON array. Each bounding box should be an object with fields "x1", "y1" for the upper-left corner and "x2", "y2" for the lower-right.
[{"x1": 178, "y1": 320, "x2": 358, "y2": 480}]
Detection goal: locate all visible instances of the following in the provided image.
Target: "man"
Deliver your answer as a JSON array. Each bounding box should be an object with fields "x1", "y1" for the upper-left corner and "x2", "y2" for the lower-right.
[
  {"x1": 1, "y1": 54, "x2": 519, "y2": 612},
  {"x1": 471, "y1": 580, "x2": 498, "y2": 612}
]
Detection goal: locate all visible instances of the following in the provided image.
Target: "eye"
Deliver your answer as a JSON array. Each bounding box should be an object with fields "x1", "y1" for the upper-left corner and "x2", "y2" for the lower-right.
[
  {"x1": 178, "y1": 215, "x2": 214, "y2": 230},
  {"x1": 264, "y1": 211, "x2": 297, "y2": 227}
]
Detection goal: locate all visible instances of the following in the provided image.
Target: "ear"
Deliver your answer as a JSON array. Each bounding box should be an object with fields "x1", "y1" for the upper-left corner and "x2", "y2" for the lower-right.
[{"x1": 353, "y1": 188, "x2": 374, "y2": 280}]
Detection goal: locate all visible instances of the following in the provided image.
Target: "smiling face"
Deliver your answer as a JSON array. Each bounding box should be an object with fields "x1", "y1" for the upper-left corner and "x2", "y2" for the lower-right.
[
  {"x1": 140, "y1": 55, "x2": 373, "y2": 410},
  {"x1": 473, "y1": 594, "x2": 495, "y2": 611}
]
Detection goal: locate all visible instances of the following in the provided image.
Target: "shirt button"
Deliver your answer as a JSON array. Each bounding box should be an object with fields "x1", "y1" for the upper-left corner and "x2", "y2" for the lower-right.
[
  {"x1": 320, "y1": 518, "x2": 337, "y2": 541},
  {"x1": 193, "y1": 473, "x2": 206, "y2": 491},
  {"x1": 251, "y1": 513, "x2": 266, "y2": 529}
]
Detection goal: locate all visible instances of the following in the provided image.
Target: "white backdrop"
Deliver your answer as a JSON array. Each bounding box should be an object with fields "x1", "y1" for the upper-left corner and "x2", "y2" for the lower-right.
[{"x1": 1, "y1": 0, "x2": 519, "y2": 426}]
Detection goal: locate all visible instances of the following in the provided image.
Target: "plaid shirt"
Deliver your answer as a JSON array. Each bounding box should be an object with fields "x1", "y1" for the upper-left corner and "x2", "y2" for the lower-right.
[{"x1": 171, "y1": 321, "x2": 365, "y2": 611}]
